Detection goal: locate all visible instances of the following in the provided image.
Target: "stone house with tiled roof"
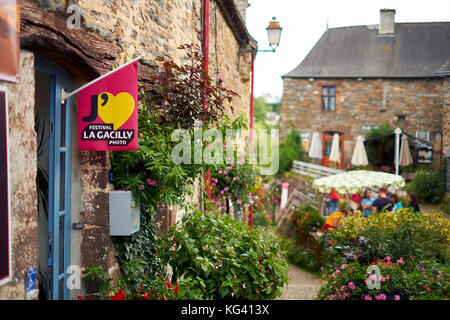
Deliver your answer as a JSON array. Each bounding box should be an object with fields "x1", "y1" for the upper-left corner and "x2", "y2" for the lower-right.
[{"x1": 280, "y1": 9, "x2": 450, "y2": 170}]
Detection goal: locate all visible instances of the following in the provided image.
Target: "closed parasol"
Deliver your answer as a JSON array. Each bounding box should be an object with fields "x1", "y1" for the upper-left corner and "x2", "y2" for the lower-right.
[
  {"x1": 399, "y1": 135, "x2": 413, "y2": 167},
  {"x1": 329, "y1": 133, "x2": 341, "y2": 163},
  {"x1": 308, "y1": 132, "x2": 322, "y2": 159},
  {"x1": 351, "y1": 135, "x2": 369, "y2": 166}
]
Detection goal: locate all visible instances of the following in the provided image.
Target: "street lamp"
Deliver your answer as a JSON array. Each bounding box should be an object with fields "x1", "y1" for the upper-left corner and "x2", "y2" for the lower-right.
[{"x1": 265, "y1": 17, "x2": 282, "y2": 52}]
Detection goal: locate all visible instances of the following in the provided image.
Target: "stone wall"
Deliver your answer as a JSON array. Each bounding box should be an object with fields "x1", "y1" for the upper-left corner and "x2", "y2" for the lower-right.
[
  {"x1": 443, "y1": 78, "x2": 450, "y2": 154},
  {"x1": 30, "y1": 0, "x2": 252, "y2": 119},
  {"x1": 0, "y1": 51, "x2": 38, "y2": 299},
  {"x1": 280, "y1": 77, "x2": 445, "y2": 169}
]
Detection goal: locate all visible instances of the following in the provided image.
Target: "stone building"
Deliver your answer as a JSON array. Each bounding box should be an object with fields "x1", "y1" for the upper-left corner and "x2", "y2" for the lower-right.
[
  {"x1": 0, "y1": 0, "x2": 256, "y2": 300},
  {"x1": 280, "y1": 9, "x2": 450, "y2": 170}
]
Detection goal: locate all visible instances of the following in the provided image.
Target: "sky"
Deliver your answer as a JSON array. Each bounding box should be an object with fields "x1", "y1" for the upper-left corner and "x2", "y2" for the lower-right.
[{"x1": 246, "y1": 0, "x2": 450, "y2": 102}]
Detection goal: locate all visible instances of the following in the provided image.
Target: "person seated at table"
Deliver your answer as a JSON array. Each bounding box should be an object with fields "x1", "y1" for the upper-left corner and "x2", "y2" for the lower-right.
[
  {"x1": 328, "y1": 188, "x2": 339, "y2": 214},
  {"x1": 361, "y1": 189, "x2": 375, "y2": 217},
  {"x1": 350, "y1": 193, "x2": 361, "y2": 213},
  {"x1": 407, "y1": 193, "x2": 421, "y2": 213},
  {"x1": 324, "y1": 207, "x2": 348, "y2": 230},
  {"x1": 390, "y1": 193, "x2": 403, "y2": 213},
  {"x1": 372, "y1": 187, "x2": 394, "y2": 215}
]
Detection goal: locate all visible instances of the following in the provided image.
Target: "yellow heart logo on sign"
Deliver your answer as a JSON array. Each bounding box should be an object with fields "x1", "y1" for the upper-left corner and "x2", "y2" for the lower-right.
[{"x1": 97, "y1": 92, "x2": 135, "y2": 130}]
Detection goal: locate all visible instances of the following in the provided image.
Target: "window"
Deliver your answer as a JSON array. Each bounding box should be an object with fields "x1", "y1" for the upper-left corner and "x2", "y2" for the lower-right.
[
  {"x1": 322, "y1": 86, "x2": 336, "y2": 111},
  {"x1": 415, "y1": 130, "x2": 430, "y2": 148}
]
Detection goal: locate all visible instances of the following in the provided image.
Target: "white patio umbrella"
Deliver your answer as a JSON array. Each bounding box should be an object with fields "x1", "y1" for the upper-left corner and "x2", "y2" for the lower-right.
[
  {"x1": 351, "y1": 135, "x2": 368, "y2": 166},
  {"x1": 308, "y1": 132, "x2": 322, "y2": 159},
  {"x1": 313, "y1": 170, "x2": 406, "y2": 194},
  {"x1": 399, "y1": 135, "x2": 413, "y2": 166},
  {"x1": 329, "y1": 133, "x2": 341, "y2": 163}
]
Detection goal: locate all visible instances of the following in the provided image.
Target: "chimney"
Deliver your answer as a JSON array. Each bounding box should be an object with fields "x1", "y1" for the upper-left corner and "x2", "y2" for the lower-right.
[{"x1": 379, "y1": 9, "x2": 396, "y2": 35}]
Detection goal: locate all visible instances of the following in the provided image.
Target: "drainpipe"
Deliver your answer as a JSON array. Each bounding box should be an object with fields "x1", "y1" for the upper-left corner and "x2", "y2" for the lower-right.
[
  {"x1": 202, "y1": 0, "x2": 211, "y2": 201},
  {"x1": 202, "y1": 0, "x2": 210, "y2": 112},
  {"x1": 249, "y1": 53, "x2": 255, "y2": 226}
]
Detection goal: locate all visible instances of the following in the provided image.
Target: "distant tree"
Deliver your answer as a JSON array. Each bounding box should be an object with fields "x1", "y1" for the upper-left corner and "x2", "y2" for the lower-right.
[
  {"x1": 279, "y1": 130, "x2": 306, "y2": 175},
  {"x1": 268, "y1": 101, "x2": 281, "y2": 113},
  {"x1": 254, "y1": 96, "x2": 269, "y2": 123}
]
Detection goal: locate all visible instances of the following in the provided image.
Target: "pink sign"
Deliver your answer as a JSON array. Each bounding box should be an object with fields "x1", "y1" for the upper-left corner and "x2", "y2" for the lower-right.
[
  {"x1": 78, "y1": 61, "x2": 138, "y2": 151},
  {"x1": 281, "y1": 182, "x2": 289, "y2": 210}
]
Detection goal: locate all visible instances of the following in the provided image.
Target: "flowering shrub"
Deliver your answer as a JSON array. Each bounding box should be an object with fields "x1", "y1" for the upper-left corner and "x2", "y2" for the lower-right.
[
  {"x1": 82, "y1": 260, "x2": 178, "y2": 300},
  {"x1": 209, "y1": 161, "x2": 259, "y2": 214},
  {"x1": 250, "y1": 180, "x2": 275, "y2": 227},
  {"x1": 158, "y1": 210, "x2": 288, "y2": 299},
  {"x1": 317, "y1": 208, "x2": 450, "y2": 300},
  {"x1": 323, "y1": 209, "x2": 450, "y2": 272},
  {"x1": 318, "y1": 257, "x2": 449, "y2": 300},
  {"x1": 290, "y1": 202, "x2": 324, "y2": 234}
]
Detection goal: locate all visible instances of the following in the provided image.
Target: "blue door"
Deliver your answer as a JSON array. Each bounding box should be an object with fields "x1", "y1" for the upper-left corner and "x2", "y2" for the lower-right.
[{"x1": 35, "y1": 56, "x2": 72, "y2": 300}]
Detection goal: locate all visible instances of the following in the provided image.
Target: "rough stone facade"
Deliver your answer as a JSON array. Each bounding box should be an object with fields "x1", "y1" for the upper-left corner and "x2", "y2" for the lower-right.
[
  {"x1": 443, "y1": 78, "x2": 450, "y2": 154},
  {"x1": 0, "y1": 0, "x2": 254, "y2": 299},
  {"x1": 30, "y1": 0, "x2": 252, "y2": 117},
  {"x1": 0, "y1": 51, "x2": 38, "y2": 300},
  {"x1": 280, "y1": 77, "x2": 445, "y2": 169}
]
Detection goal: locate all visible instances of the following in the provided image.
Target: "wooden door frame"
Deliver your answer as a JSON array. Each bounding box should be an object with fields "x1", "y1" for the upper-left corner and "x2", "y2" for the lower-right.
[{"x1": 321, "y1": 131, "x2": 344, "y2": 168}]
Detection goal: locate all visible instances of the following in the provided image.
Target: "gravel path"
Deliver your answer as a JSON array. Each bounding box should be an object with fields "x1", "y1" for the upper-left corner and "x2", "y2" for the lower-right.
[{"x1": 280, "y1": 263, "x2": 322, "y2": 300}]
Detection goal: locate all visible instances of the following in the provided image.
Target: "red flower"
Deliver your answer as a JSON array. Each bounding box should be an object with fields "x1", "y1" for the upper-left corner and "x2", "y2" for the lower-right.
[
  {"x1": 165, "y1": 276, "x2": 171, "y2": 288},
  {"x1": 111, "y1": 288, "x2": 126, "y2": 300}
]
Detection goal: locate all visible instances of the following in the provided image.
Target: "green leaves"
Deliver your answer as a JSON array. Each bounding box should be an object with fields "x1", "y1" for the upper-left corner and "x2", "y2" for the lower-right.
[{"x1": 158, "y1": 210, "x2": 288, "y2": 300}]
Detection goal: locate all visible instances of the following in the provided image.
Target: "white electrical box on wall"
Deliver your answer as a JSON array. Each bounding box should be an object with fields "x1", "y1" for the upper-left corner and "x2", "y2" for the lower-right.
[{"x1": 109, "y1": 191, "x2": 140, "y2": 236}]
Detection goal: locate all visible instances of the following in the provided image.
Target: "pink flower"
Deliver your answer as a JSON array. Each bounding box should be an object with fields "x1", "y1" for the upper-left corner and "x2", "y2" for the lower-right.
[
  {"x1": 139, "y1": 184, "x2": 145, "y2": 190},
  {"x1": 348, "y1": 282, "x2": 356, "y2": 290},
  {"x1": 233, "y1": 177, "x2": 237, "y2": 181},
  {"x1": 340, "y1": 286, "x2": 346, "y2": 291},
  {"x1": 146, "y1": 178, "x2": 157, "y2": 185},
  {"x1": 340, "y1": 264, "x2": 347, "y2": 270},
  {"x1": 212, "y1": 183, "x2": 216, "y2": 187},
  {"x1": 364, "y1": 295, "x2": 372, "y2": 300},
  {"x1": 396, "y1": 257, "x2": 404, "y2": 264},
  {"x1": 342, "y1": 292, "x2": 350, "y2": 299},
  {"x1": 224, "y1": 187, "x2": 229, "y2": 191},
  {"x1": 385, "y1": 256, "x2": 391, "y2": 262},
  {"x1": 394, "y1": 295, "x2": 400, "y2": 300},
  {"x1": 218, "y1": 170, "x2": 222, "y2": 174},
  {"x1": 223, "y1": 170, "x2": 228, "y2": 175},
  {"x1": 375, "y1": 294, "x2": 386, "y2": 300}
]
